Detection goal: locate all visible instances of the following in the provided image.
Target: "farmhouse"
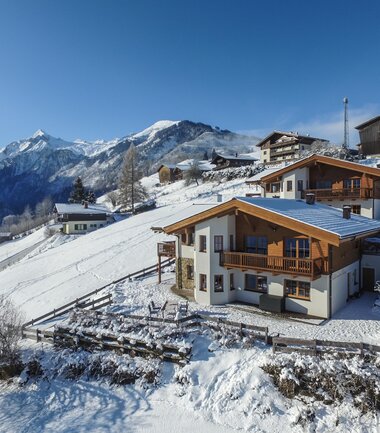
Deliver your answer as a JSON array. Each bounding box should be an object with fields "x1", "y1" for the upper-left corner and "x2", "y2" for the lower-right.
[
  {"x1": 211, "y1": 153, "x2": 258, "y2": 170},
  {"x1": 256, "y1": 131, "x2": 328, "y2": 164},
  {"x1": 157, "y1": 164, "x2": 183, "y2": 184},
  {"x1": 356, "y1": 115, "x2": 380, "y2": 157},
  {"x1": 54, "y1": 202, "x2": 111, "y2": 234},
  {"x1": 0, "y1": 232, "x2": 12, "y2": 244},
  {"x1": 157, "y1": 197, "x2": 380, "y2": 318},
  {"x1": 247, "y1": 154, "x2": 380, "y2": 219}
]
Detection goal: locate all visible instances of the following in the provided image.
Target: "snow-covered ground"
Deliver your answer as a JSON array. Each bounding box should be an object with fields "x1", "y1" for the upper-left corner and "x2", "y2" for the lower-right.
[
  {"x1": 1, "y1": 174, "x2": 380, "y2": 433},
  {"x1": 0, "y1": 227, "x2": 47, "y2": 263}
]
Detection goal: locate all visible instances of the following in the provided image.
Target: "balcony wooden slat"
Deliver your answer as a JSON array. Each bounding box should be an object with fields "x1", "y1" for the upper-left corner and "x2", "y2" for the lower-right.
[
  {"x1": 220, "y1": 252, "x2": 327, "y2": 279},
  {"x1": 301, "y1": 188, "x2": 373, "y2": 200}
]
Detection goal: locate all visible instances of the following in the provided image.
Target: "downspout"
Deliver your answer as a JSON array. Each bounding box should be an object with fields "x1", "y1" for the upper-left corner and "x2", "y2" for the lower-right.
[
  {"x1": 176, "y1": 234, "x2": 182, "y2": 290},
  {"x1": 359, "y1": 239, "x2": 362, "y2": 294},
  {"x1": 328, "y1": 245, "x2": 333, "y2": 319}
]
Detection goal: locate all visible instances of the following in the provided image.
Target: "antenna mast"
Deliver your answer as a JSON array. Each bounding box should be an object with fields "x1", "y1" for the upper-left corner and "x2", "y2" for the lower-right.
[{"x1": 343, "y1": 97, "x2": 349, "y2": 149}]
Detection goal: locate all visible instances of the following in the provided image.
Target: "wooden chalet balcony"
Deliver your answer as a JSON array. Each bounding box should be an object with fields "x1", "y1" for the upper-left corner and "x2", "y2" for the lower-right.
[
  {"x1": 301, "y1": 188, "x2": 373, "y2": 200},
  {"x1": 220, "y1": 251, "x2": 327, "y2": 279},
  {"x1": 157, "y1": 241, "x2": 176, "y2": 258}
]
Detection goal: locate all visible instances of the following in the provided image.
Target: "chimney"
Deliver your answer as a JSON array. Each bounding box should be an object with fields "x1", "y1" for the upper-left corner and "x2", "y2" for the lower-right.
[
  {"x1": 84, "y1": 201, "x2": 89, "y2": 209},
  {"x1": 343, "y1": 205, "x2": 351, "y2": 219},
  {"x1": 305, "y1": 193, "x2": 315, "y2": 205},
  {"x1": 217, "y1": 194, "x2": 223, "y2": 203}
]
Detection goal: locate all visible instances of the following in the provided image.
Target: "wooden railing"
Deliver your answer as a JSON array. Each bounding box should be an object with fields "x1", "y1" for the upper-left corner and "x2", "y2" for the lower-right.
[
  {"x1": 301, "y1": 188, "x2": 373, "y2": 200},
  {"x1": 157, "y1": 241, "x2": 176, "y2": 257},
  {"x1": 220, "y1": 252, "x2": 327, "y2": 279}
]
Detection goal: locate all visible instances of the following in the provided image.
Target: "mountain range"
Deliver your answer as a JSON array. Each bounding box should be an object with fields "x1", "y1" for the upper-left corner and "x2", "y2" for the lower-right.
[{"x1": 0, "y1": 120, "x2": 260, "y2": 221}]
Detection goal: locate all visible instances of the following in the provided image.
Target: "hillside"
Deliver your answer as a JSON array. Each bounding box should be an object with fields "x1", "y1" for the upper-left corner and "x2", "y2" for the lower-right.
[{"x1": 0, "y1": 121, "x2": 260, "y2": 219}]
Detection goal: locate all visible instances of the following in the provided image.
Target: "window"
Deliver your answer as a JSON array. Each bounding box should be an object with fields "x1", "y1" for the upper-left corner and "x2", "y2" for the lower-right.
[
  {"x1": 286, "y1": 180, "x2": 293, "y2": 192},
  {"x1": 344, "y1": 178, "x2": 361, "y2": 189},
  {"x1": 297, "y1": 180, "x2": 303, "y2": 192},
  {"x1": 230, "y1": 273, "x2": 235, "y2": 290},
  {"x1": 245, "y1": 275, "x2": 268, "y2": 293},
  {"x1": 351, "y1": 205, "x2": 361, "y2": 215},
  {"x1": 188, "y1": 231, "x2": 195, "y2": 245},
  {"x1": 74, "y1": 224, "x2": 87, "y2": 230},
  {"x1": 199, "y1": 235, "x2": 207, "y2": 252},
  {"x1": 214, "y1": 275, "x2": 224, "y2": 292},
  {"x1": 214, "y1": 235, "x2": 224, "y2": 252},
  {"x1": 245, "y1": 236, "x2": 268, "y2": 254},
  {"x1": 181, "y1": 233, "x2": 187, "y2": 244},
  {"x1": 270, "y1": 182, "x2": 281, "y2": 193},
  {"x1": 199, "y1": 274, "x2": 207, "y2": 291},
  {"x1": 187, "y1": 265, "x2": 194, "y2": 280},
  {"x1": 90, "y1": 224, "x2": 97, "y2": 228},
  {"x1": 285, "y1": 280, "x2": 310, "y2": 300},
  {"x1": 285, "y1": 238, "x2": 310, "y2": 258}
]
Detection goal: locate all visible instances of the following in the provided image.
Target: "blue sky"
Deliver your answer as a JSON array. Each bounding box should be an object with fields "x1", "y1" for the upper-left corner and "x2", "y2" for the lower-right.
[{"x1": 0, "y1": 0, "x2": 379, "y2": 146}]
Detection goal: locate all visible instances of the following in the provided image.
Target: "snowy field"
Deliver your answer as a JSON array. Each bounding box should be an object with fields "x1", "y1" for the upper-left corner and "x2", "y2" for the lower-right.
[{"x1": 1, "y1": 174, "x2": 380, "y2": 433}]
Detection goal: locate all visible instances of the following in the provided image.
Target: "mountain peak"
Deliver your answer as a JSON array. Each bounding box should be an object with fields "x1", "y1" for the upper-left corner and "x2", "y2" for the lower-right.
[{"x1": 32, "y1": 129, "x2": 48, "y2": 139}]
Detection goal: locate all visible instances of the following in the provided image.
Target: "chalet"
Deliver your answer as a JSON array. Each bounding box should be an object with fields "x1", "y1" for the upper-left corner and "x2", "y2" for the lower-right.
[
  {"x1": 246, "y1": 154, "x2": 380, "y2": 219},
  {"x1": 54, "y1": 202, "x2": 111, "y2": 234},
  {"x1": 156, "y1": 197, "x2": 380, "y2": 318},
  {"x1": 157, "y1": 164, "x2": 183, "y2": 184},
  {"x1": 256, "y1": 131, "x2": 329, "y2": 164},
  {"x1": 211, "y1": 153, "x2": 258, "y2": 170},
  {"x1": 355, "y1": 116, "x2": 380, "y2": 157}
]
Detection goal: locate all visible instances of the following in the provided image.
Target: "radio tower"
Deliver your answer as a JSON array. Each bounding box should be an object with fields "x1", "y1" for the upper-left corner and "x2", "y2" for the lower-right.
[{"x1": 343, "y1": 97, "x2": 349, "y2": 149}]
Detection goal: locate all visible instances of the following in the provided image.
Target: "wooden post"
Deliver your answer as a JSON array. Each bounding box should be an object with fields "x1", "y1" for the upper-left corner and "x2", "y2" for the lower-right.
[{"x1": 158, "y1": 255, "x2": 162, "y2": 283}]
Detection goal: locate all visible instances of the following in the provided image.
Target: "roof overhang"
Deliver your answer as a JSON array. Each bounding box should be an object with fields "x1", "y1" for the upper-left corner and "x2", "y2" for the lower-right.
[
  {"x1": 260, "y1": 154, "x2": 380, "y2": 183},
  {"x1": 161, "y1": 198, "x2": 380, "y2": 247}
]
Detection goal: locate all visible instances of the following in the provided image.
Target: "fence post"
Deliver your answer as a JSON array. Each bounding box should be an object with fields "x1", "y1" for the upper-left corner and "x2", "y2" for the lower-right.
[
  {"x1": 313, "y1": 339, "x2": 317, "y2": 356},
  {"x1": 264, "y1": 327, "x2": 269, "y2": 345},
  {"x1": 36, "y1": 328, "x2": 40, "y2": 342}
]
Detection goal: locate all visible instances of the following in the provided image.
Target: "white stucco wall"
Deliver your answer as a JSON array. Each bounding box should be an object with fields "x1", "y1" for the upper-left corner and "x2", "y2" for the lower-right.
[
  {"x1": 330, "y1": 261, "x2": 359, "y2": 316},
  {"x1": 63, "y1": 220, "x2": 106, "y2": 234}
]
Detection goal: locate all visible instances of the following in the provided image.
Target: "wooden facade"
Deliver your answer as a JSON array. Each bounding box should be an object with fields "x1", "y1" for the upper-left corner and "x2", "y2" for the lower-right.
[
  {"x1": 157, "y1": 165, "x2": 183, "y2": 184},
  {"x1": 355, "y1": 116, "x2": 380, "y2": 156}
]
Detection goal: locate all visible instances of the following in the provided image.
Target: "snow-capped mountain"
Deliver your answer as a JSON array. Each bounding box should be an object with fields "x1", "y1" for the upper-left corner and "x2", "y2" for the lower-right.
[{"x1": 0, "y1": 120, "x2": 260, "y2": 219}]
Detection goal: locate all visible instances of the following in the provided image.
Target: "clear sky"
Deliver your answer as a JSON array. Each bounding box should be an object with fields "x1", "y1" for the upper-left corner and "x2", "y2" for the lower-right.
[{"x1": 0, "y1": 0, "x2": 379, "y2": 146}]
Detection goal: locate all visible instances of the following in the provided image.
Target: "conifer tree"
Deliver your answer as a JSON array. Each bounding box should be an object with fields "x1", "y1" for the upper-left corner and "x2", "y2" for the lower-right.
[
  {"x1": 118, "y1": 144, "x2": 147, "y2": 212},
  {"x1": 86, "y1": 191, "x2": 97, "y2": 204},
  {"x1": 69, "y1": 177, "x2": 86, "y2": 203}
]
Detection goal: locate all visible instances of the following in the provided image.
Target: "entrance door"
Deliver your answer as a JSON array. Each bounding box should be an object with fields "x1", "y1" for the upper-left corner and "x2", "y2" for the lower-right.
[{"x1": 362, "y1": 268, "x2": 375, "y2": 291}]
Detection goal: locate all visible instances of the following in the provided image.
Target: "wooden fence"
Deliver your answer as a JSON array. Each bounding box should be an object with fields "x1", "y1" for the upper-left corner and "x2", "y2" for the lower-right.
[
  {"x1": 22, "y1": 325, "x2": 191, "y2": 364},
  {"x1": 22, "y1": 258, "x2": 174, "y2": 328},
  {"x1": 272, "y1": 336, "x2": 380, "y2": 357}
]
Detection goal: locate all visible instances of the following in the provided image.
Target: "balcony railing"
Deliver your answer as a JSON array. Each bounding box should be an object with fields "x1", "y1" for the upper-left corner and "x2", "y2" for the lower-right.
[
  {"x1": 301, "y1": 188, "x2": 373, "y2": 200},
  {"x1": 157, "y1": 241, "x2": 176, "y2": 257},
  {"x1": 220, "y1": 251, "x2": 327, "y2": 279}
]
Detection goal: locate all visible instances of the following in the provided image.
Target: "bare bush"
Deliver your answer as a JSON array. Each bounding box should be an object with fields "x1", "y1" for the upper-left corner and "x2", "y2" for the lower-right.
[{"x1": 0, "y1": 296, "x2": 23, "y2": 364}]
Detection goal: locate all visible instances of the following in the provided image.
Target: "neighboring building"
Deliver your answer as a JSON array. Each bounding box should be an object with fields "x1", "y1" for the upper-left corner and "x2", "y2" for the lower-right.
[
  {"x1": 355, "y1": 116, "x2": 380, "y2": 157},
  {"x1": 210, "y1": 153, "x2": 258, "y2": 170},
  {"x1": 54, "y1": 203, "x2": 111, "y2": 234},
  {"x1": 0, "y1": 232, "x2": 12, "y2": 244},
  {"x1": 256, "y1": 131, "x2": 329, "y2": 164},
  {"x1": 247, "y1": 154, "x2": 380, "y2": 219},
  {"x1": 157, "y1": 164, "x2": 183, "y2": 184},
  {"x1": 158, "y1": 197, "x2": 380, "y2": 318}
]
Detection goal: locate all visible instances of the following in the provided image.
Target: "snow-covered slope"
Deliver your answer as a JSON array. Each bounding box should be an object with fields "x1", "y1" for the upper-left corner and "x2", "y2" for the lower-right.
[{"x1": 0, "y1": 121, "x2": 260, "y2": 220}]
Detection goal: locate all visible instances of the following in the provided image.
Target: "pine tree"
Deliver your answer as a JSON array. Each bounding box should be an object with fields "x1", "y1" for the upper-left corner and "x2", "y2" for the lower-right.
[
  {"x1": 118, "y1": 144, "x2": 147, "y2": 212},
  {"x1": 203, "y1": 150, "x2": 209, "y2": 160},
  {"x1": 86, "y1": 191, "x2": 97, "y2": 204},
  {"x1": 69, "y1": 177, "x2": 86, "y2": 203}
]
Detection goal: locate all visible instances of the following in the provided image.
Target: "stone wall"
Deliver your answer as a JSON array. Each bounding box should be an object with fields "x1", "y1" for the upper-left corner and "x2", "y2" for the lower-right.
[{"x1": 176, "y1": 257, "x2": 195, "y2": 291}]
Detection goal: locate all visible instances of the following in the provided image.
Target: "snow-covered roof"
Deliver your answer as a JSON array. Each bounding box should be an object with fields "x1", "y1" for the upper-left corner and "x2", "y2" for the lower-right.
[
  {"x1": 176, "y1": 159, "x2": 215, "y2": 171},
  {"x1": 155, "y1": 202, "x2": 218, "y2": 229},
  {"x1": 236, "y1": 197, "x2": 380, "y2": 239},
  {"x1": 55, "y1": 203, "x2": 109, "y2": 215},
  {"x1": 246, "y1": 167, "x2": 282, "y2": 183},
  {"x1": 0, "y1": 232, "x2": 11, "y2": 237},
  {"x1": 213, "y1": 153, "x2": 258, "y2": 162}
]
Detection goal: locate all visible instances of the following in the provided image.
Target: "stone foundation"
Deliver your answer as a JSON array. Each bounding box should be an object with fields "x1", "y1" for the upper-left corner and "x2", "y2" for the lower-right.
[{"x1": 176, "y1": 257, "x2": 195, "y2": 291}]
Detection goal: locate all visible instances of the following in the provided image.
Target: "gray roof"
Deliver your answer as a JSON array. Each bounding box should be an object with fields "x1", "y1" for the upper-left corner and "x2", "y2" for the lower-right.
[
  {"x1": 55, "y1": 203, "x2": 109, "y2": 215},
  {"x1": 214, "y1": 153, "x2": 258, "y2": 161},
  {"x1": 236, "y1": 197, "x2": 380, "y2": 239}
]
